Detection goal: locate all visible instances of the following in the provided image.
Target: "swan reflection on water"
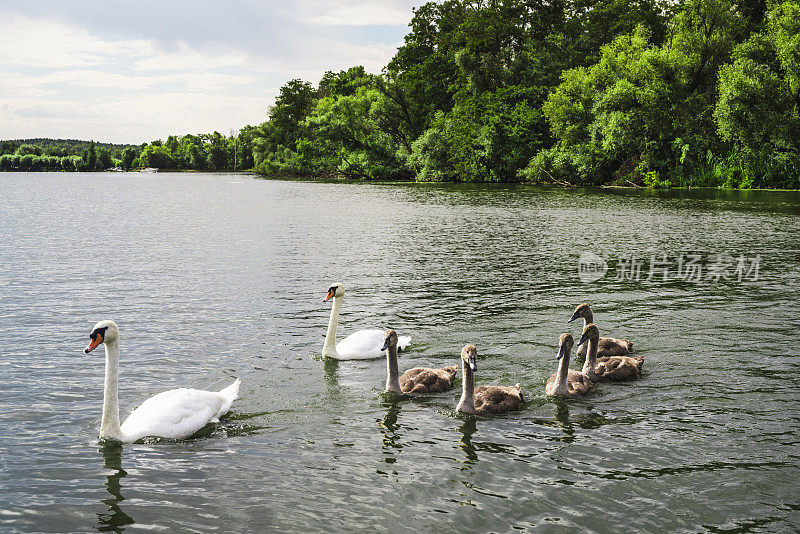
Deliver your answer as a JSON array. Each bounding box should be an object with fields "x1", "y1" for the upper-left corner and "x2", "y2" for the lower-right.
[
  {"x1": 552, "y1": 401, "x2": 576, "y2": 443},
  {"x1": 97, "y1": 442, "x2": 134, "y2": 533},
  {"x1": 378, "y1": 397, "x2": 404, "y2": 468},
  {"x1": 538, "y1": 400, "x2": 610, "y2": 443},
  {"x1": 457, "y1": 418, "x2": 479, "y2": 464},
  {"x1": 321, "y1": 357, "x2": 342, "y2": 396}
]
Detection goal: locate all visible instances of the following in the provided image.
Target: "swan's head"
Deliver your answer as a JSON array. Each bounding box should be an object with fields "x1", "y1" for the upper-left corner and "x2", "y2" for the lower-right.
[
  {"x1": 84, "y1": 320, "x2": 119, "y2": 353},
  {"x1": 461, "y1": 345, "x2": 478, "y2": 372},
  {"x1": 323, "y1": 283, "x2": 345, "y2": 302},
  {"x1": 381, "y1": 329, "x2": 398, "y2": 351},
  {"x1": 577, "y1": 323, "x2": 599, "y2": 347},
  {"x1": 557, "y1": 333, "x2": 574, "y2": 359},
  {"x1": 569, "y1": 303, "x2": 592, "y2": 323}
]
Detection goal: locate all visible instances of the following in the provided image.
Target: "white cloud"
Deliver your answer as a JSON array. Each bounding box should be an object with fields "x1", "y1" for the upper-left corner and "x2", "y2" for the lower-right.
[
  {"x1": 297, "y1": 0, "x2": 415, "y2": 25},
  {"x1": 133, "y1": 42, "x2": 250, "y2": 72},
  {"x1": 0, "y1": 2, "x2": 415, "y2": 143},
  {"x1": 0, "y1": 12, "x2": 147, "y2": 68}
]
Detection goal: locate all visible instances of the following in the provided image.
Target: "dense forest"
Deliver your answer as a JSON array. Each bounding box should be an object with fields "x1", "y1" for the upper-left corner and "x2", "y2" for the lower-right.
[
  {"x1": 2, "y1": 0, "x2": 798, "y2": 188},
  {"x1": 248, "y1": 0, "x2": 799, "y2": 188}
]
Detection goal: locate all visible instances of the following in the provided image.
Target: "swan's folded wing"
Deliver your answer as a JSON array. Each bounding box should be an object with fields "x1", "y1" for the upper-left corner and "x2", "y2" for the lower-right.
[
  {"x1": 474, "y1": 385, "x2": 522, "y2": 414},
  {"x1": 598, "y1": 337, "x2": 633, "y2": 356},
  {"x1": 335, "y1": 329, "x2": 385, "y2": 359},
  {"x1": 596, "y1": 356, "x2": 642, "y2": 381},
  {"x1": 121, "y1": 388, "x2": 225, "y2": 441},
  {"x1": 400, "y1": 367, "x2": 453, "y2": 393}
]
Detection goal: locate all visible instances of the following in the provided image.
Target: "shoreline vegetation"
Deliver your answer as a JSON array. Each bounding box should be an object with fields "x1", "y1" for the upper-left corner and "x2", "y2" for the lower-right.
[{"x1": 2, "y1": 0, "x2": 799, "y2": 190}]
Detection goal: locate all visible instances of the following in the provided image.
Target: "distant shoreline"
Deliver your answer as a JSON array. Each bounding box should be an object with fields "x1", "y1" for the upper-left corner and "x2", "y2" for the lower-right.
[{"x1": 3, "y1": 169, "x2": 798, "y2": 193}]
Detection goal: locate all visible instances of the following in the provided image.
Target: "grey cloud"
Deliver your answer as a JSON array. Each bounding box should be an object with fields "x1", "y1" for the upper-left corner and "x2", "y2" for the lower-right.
[{"x1": 3, "y1": 0, "x2": 419, "y2": 58}]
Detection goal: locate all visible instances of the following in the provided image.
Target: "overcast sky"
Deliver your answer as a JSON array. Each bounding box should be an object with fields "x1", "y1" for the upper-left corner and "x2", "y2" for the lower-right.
[{"x1": 0, "y1": 1, "x2": 423, "y2": 144}]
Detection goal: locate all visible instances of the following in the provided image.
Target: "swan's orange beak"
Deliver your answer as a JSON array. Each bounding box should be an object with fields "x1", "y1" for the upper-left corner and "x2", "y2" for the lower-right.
[
  {"x1": 323, "y1": 288, "x2": 335, "y2": 302},
  {"x1": 85, "y1": 333, "x2": 103, "y2": 353}
]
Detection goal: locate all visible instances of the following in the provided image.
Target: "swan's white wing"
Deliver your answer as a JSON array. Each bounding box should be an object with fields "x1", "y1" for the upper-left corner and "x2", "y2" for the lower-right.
[
  {"x1": 120, "y1": 388, "x2": 226, "y2": 441},
  {"x1": 335, "y1": 329, "x2": 386, "y2": 360},
  {"x1": 397, "y1": 336, "x2": 411, "y2": 351}
]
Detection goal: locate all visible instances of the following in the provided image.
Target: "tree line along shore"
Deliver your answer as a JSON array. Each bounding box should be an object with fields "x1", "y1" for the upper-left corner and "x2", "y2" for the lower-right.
[{"x1": 2, "y1": 0, "x2": 798, "y2": 189}]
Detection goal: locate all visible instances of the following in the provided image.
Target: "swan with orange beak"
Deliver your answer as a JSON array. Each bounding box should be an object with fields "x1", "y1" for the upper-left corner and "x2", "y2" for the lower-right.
[
  {"x1": 322, "y1": 283, "x2": 411, "y2": 359},
  {"x1": 85, "y1": 320, "x2": 240, "y2": 442}
]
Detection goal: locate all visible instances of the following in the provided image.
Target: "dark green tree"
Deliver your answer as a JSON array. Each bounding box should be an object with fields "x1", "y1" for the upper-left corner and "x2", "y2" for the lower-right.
[{"x1": 120, "y1": 147, "x2": 137, "y2": 170}]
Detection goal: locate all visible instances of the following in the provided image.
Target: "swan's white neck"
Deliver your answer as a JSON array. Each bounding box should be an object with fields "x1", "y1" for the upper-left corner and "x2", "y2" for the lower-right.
[
  {"x1": 100, "y1": 340, "x2": 125, "y2": 441},
  {"x1": 385, "y1": 344, "x2": 401, "y2": 393},
  {"x1": 457, "y1": 361, "x2": 476, "y2": 414},
  {"x1": 553, "y1": 348, "x2": 572, "y2": 395},
  {"x1": 322, "y1": 296, "x2": 343, "y2": 358},
  {"x1": 582, "y1": 337, "x2": 598, "y2": 381}
]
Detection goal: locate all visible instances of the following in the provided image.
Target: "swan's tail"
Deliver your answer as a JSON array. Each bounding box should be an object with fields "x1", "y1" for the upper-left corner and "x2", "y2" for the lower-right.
[
  {"x1": 217, "y1": 378, "x2": 241, "y2": 417},
  {"x1": 398, "y1": 336, "x2": 412, "y2": 351}
]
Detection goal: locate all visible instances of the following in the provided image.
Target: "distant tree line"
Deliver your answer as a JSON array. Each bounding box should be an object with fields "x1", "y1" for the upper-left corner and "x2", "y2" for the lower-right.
[
  {"x1": 247, "y1": 0, "x2": 799, "y2": 188},
  {"x1": 0, "y1": 133, "x2": 256, "y2": 173},
  {"x1": 0, "y1": 139, "x2": 138, "y2": 172},
  {"x1": 136, "y1": 130, "x2": 256, "y2": 171}
]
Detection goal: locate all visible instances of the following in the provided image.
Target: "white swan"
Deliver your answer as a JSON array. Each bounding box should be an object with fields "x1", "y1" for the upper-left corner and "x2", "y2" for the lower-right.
[
  {"x1": 322, "y1": 283, "x2": 410, "y2": 360},
  {"x1": 84, "y1": 320, "x2": 241, "y2": 443}
]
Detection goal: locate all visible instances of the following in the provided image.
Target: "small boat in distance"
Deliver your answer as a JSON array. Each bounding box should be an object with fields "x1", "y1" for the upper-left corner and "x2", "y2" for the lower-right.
[{"x1": 139, "y1": 167, "x2": 158, "y2": 173}]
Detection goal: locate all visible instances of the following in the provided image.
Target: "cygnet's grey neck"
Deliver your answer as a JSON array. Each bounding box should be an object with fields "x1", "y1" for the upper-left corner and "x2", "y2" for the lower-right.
[
  {"x1": 457, "y1": 361, "x2": 476, "y2": 414},
  {"x1": 554, "y1": 348, "x2": 572, "y2": 395},
  {"x1": 385, "y1": 344, "x2": 401, "y2": 393},
  {"x1": 581, "y1": 337, "x2": 598, "y2": 381}
]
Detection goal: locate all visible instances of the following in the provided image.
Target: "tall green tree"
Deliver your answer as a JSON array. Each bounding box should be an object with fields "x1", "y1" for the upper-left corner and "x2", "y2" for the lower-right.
[
  {"x1": 120, "y1": 147, "x2": 137, "y2": 170},
  {"x1": 140, "y1": 145, "x2": 174, "y2": 169},
  {"x1": 714, "y1": 0, "x2": 800, "y2": 187},
  {"x1": 526, "y1": 0, "x2": 744, "y2": 185}
]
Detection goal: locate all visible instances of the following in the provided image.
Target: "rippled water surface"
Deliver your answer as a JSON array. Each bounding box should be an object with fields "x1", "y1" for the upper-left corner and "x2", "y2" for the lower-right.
[{"x1": 1, "y1": 172, "x2": 799, "y2": 533}]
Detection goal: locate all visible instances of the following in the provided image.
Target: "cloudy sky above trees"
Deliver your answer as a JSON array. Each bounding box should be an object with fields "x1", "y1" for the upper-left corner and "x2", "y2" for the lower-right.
[{"x1": 0, "y1": 0, "x2": 422, "y2": 143}]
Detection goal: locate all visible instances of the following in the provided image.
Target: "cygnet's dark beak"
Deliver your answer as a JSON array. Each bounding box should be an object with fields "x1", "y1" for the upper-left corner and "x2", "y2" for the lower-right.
[
  {"x1": 381, "y1": 337, "x2": 391, "y2": 351},
  {"x1": 556, "y1": 345, "x2": 566, "y2": 359},
  {"x1": 568, "y1": 311, "x2": 580, "y2": 323},
  {"x1": 469, "y1": 357, "x2": 477, "y2": 372},
  {"x1": 577, "y1": 333, "x2": 589, "y2": 347}
]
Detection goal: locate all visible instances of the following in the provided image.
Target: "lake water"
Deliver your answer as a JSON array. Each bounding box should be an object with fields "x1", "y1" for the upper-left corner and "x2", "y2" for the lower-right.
[{"x1": 0, "y1": 172, "x2": 798, "y2": 533}]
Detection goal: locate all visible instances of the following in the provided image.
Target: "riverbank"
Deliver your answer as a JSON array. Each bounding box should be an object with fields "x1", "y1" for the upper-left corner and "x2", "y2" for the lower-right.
[{"x1": 3, "y1": 167, "x2": 799, "y2": 192}]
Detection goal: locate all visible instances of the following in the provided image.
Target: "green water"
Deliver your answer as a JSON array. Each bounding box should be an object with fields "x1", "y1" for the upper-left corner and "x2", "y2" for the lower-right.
[{"x1": 0, "y1": 172, "x2": 798, "y2": 532}]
